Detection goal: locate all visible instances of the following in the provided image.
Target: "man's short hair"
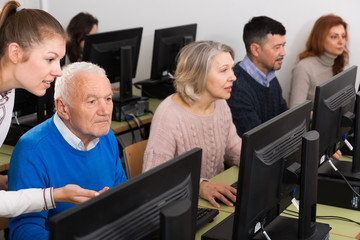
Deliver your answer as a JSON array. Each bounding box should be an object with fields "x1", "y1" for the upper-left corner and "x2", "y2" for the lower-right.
[
  {"x1": 54, "y1": 61, "x2": 108, "y2": 105},
  {"x1": 243, "y1": 16, "x2": 286, "y2": 54}
]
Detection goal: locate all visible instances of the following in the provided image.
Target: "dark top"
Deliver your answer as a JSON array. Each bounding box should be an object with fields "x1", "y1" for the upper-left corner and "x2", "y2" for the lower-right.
[{"x1": 227, "y1": 62, "x2": 288, "y2": 137}]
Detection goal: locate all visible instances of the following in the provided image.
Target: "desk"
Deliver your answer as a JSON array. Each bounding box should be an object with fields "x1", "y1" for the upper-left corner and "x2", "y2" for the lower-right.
[
  {"x1": 0, "y1": 144, "x2": 13, "y2": 172},
  {"x1": 195, "y1": 166, "x2": 360, "y2": 240}
]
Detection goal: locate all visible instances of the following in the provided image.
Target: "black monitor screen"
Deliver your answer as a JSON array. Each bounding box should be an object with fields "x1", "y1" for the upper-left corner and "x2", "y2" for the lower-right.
[
  {"x1": 4, "y1": 85, "x2": 55, "y2": 145},
  {"x1": 49, "y1": 148, "x2": 202, "y2": 240},
  {"x1": 150, "y1": 24, "x2": 197, "y2": 80},
  {"x1": 233, "y1": 101, "x2": 312, "y2": 239},
  {"x1": 82, "y1": 27, "x2": 142, "y2": 101},
  {"x1": 312, "y1": 65, "x2": 357, "y2": 164}
]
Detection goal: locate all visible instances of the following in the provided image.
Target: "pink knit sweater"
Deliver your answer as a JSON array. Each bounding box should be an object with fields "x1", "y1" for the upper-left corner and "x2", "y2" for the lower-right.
[{"x1": 142, "y1": 95, "x2": 241, "y2": 180}]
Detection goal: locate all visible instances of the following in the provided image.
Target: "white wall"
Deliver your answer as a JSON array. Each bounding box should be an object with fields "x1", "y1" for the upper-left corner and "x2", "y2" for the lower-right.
[{"x1": 9, "y1": 0, "x2": 360, "y2": 102}]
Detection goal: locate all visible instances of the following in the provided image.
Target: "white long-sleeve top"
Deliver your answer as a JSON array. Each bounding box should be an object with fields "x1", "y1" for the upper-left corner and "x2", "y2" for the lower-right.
[
  {"x1": 1, "y1": 90, "x2": 56, "y2": 218},
  {"x1": 0, "y1": 188, "x2": 55, "y2": 217}
]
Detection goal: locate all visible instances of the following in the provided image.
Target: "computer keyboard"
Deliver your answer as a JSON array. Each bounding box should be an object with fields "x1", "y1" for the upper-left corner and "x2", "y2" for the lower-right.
[
  {"x1": 231, "y1": 181, "x2": 238, "y2": 189},
  {"x1": 196, "y1": 207, "x2": 219, "y2": 230}
]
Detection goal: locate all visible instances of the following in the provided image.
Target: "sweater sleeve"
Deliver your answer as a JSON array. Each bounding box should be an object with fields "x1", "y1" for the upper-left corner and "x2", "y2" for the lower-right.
[
  {"x1": 8, "y1": 141, "x2": 50, "y2": 240},
  {"x1": 0, "y1": 188, "x2": 55, "y2": 218},
  {"x1": 289, "y1": 62, "x2": 311, "y2": 108},
  {"x1": 142, "y1": 109, "x2": 177, "y2": 173}
]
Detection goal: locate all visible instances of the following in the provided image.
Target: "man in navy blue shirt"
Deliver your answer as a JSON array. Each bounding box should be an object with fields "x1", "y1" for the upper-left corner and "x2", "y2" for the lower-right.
[{"x1": 227, "y1": 16, "x2": 288, "y2": 137}]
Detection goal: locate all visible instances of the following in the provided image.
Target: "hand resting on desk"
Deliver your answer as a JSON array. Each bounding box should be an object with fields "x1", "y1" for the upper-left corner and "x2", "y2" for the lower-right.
[{"x1": 199, "y1": 181, "x2": 236, "y2": 208}]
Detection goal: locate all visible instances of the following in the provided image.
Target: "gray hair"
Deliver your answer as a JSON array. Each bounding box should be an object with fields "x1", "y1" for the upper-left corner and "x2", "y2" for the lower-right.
[
  {"x1": 174, "y1": 40, "x2": 234, "y2": 105},
  {"x1": 54, "y1": 61, "x2": 108, "y2": 104}
]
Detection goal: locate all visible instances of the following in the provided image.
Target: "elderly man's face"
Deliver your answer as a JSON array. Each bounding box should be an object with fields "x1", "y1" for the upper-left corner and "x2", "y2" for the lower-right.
[{"x1": 66, "y1": 72, "x2": 113, "y2": 145}]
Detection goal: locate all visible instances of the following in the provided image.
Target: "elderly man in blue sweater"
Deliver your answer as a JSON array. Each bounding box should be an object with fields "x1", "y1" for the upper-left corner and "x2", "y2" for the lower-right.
[
  {"x1": 8, "y1": 62, "x2": 127, "y2": 239},
  {"x1": 227, "y1": 16, "x2": 288, "y2": 137}
]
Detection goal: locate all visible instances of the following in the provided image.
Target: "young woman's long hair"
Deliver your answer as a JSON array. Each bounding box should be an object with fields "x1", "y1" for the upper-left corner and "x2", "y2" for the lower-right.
[{"x1": 298, "y1": 14, "x2": 349, "y2": 75}]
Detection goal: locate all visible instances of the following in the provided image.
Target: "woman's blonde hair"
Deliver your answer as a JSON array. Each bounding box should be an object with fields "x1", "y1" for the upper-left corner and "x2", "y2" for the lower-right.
[{"x1": 174, "y1": 40, "x2": 234, "y2": 105}]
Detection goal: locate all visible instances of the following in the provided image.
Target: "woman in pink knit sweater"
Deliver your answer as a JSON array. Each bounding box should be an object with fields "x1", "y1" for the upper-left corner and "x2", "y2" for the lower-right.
[{"x1": 142, "y1": 41, "x2": 242, "y2": 208}]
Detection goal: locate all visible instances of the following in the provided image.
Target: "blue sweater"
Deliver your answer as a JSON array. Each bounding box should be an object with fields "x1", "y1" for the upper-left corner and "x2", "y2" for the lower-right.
[
  {"x1": 227, "y1": 62, "x2": 288, "y2": 137},
  {"x1": 8, "y1": 117, "x2": 127, "y2": 240}
]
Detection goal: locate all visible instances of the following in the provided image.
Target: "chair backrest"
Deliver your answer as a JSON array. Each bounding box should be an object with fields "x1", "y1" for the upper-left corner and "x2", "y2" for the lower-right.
[
  {"x1": 0, "y1": 217, "x2": 8, "y2": 231},
  {"x1": 123, "y1": 140, "x2": 148, "y2": 179}
]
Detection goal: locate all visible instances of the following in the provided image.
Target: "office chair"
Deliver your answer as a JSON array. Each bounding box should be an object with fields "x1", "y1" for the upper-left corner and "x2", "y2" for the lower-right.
[
  {"x1": 0, "y1": 218, "x2": 8, "y2": 230},
  {"x1": 123, "y1": 140, "x2": 148, "y2": 179},
  {"x1": 0, "y1": 217, "x2": 9, "y2": 239}
]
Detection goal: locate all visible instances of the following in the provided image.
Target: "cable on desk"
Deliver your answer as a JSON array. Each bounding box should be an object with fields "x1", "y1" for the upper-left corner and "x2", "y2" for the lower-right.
[
  {"x1": 134, "y1": 113, "x2": 146, "y2": 139},
  {"x1": 127, "y1": 113, "x2": 145, "y2": 140},
  {"x1": 327, "y1": 157, "x2": 360, "y2": 198},
  {"x1": 12, "y1": 111, "x2": 26, "y2": 135},
  {"x1": 260, "y1": 221, "x2": 271, "y2": 240},
  {"x1": 121, "y1": 109, "x2": 136, "y2": 144}
]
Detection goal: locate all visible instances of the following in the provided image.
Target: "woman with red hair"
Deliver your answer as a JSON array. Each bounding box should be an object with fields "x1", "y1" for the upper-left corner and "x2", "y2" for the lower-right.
[{"x1": 289, "y1": 14, "x2": 349, "y2": 108}]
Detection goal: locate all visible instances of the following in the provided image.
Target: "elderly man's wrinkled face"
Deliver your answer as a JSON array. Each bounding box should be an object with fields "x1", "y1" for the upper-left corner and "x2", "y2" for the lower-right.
[{"x1": 65, "y1": 72, "x2": 113, "y2": 144}]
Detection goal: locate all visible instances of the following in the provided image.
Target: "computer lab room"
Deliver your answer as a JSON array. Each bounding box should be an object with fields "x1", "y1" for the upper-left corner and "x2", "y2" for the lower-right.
[{"x1": 0, "y1": 0, "x2": 360, "y2": 239}]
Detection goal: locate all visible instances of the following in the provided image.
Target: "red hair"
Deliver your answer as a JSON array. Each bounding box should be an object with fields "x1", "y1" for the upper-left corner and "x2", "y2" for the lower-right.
[{"x1": 299, "y1": 14, "x2": 349, "y2": 75}]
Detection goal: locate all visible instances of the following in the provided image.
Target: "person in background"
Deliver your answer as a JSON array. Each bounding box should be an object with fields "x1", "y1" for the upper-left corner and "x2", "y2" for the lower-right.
[
  {"x1": 65, "y1": 12, "x2": 98, "y2": 64},
  {"x1": 142, "y1": 41, "x2": 242, "y2": 208},
  {"x1": 8, "y1": 62, "x2": 127, "y2": 239},
  {"x1": 227, "y1": 16, "x2": 288, "y2": 137},
  {"x1": 288, "y1": 14, "x2": 349, "y2": 108},
  {"x1": 0, "y1": 0, "x2": 104, "y2": 218}
]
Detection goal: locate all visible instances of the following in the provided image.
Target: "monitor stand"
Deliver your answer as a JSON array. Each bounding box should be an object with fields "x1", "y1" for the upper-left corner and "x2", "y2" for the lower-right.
[
  {"x1": 134, "y1": 77, "x2": 175, "y2": 99},
  {"x1": 317, "y1": 93, "x2": 360, "y2": 210},
  {"x1": 317, "y1": 160, "x2": 360, "y2": 210},
  {"x1": 201, "y1": 214, "x2": 331, "y2": 240},
  {"x1": 252, "y1": 216, "x2": 330, "y2": 240}
]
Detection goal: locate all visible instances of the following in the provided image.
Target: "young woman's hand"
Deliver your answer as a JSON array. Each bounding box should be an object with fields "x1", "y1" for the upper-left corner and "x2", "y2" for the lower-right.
[{"x1": 53, "y1": 184, "x2": 109, "y2": 205}]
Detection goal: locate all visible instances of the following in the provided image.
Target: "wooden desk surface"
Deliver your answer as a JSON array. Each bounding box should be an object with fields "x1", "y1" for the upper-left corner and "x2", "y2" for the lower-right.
[
  {"x1": 196, "y1": 166, "x2": 360, "y2": 240},
  {"x1": 0, "y1": 144, "x2": 13, "y2": 172}
]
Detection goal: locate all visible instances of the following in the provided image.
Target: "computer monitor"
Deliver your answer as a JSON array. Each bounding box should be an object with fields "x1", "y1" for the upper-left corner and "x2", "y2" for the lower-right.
[
  {"x1": 82, "y1": 27, "x2": 143, "y2": 104},
  {"x1": 150, "y1": 23, "x2": 197, "y2": 81},
  {"x1": 202, "y1": 101, "x2": 331, "y2": 239},
  {"x1": 135, "y1": 24, "x2": 197, "y2": 99},
  {"x1": 312, "y1": 65, "x2": 360, "y2": 179},
  {"x1": 49, "y1": 148, "x2": 202, "y2": 240},
  {"x1": 4, "y1": 85, "x2": 55, "y2": 145}
]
